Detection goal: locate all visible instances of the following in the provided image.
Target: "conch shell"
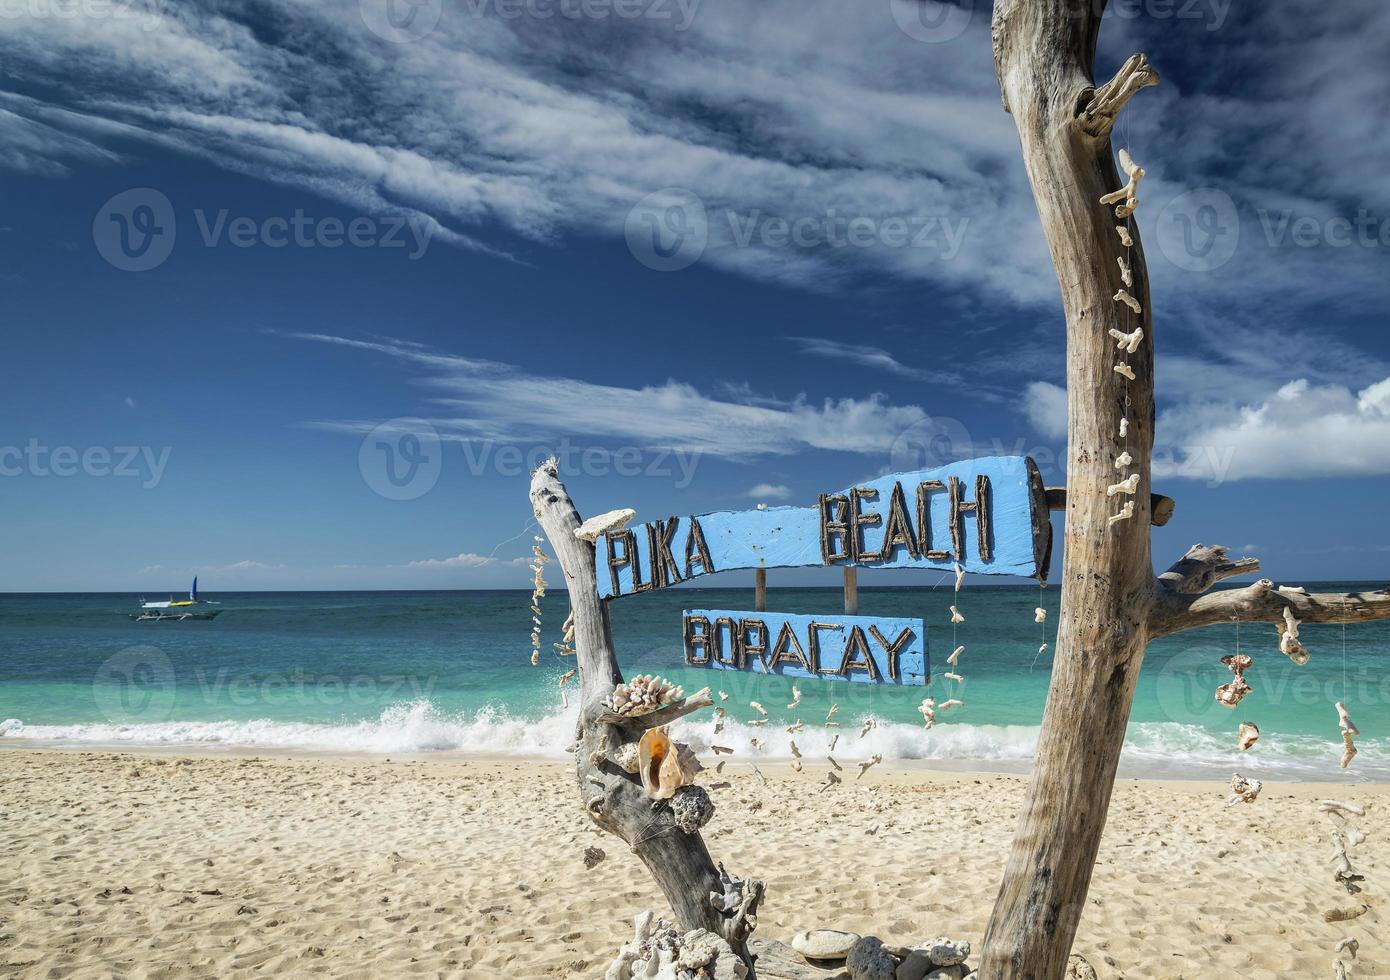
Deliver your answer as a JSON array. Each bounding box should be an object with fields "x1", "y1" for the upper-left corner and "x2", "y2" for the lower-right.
[
  {"x1": 637, "y1": 727, "x2": 701, "y2": 800},
  {"x1": 1237, "y1": 721, "x2": 1260, "y2": 751}
]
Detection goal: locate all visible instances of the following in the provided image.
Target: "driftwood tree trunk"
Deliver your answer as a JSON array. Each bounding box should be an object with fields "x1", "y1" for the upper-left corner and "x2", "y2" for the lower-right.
[
  {"x1": 982, "y1": 2, "x2": 1390, "y2": 976},
  {"x1": 530, "y1": 462, "x2": 765, "y2": 974}
]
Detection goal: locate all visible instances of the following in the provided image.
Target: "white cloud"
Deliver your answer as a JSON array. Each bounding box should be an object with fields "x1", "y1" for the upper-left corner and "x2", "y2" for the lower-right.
[
  {"x1": 1023, "y1": 381, "x2": 1067, "y2": 440},
  {"x1": 1154, "y1": 378, "x2": 1390, "y2": 482},
  {"x1": 403, "y1": 552, "x2": 518, "y2": 569},
  {"x1": 293, "y1": 333, "x2": 928, "y2": 460},
  {"x1": 745, "y1": 483, "x2": 791, "y2": 500}
]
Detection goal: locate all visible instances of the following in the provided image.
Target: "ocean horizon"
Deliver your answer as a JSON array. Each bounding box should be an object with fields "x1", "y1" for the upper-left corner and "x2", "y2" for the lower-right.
[{"x1": 2, "y1": 585, "x2": 1384, "y2": 782}]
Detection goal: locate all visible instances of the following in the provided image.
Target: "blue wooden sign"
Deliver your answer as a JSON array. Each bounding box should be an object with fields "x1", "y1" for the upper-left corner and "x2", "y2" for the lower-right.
[
  {"x1": 683, "y1": 609, "x2": 928, "y2": 685},
  {"x1": 596, "y1": 456, "x2": 1049, "y2": 598}
]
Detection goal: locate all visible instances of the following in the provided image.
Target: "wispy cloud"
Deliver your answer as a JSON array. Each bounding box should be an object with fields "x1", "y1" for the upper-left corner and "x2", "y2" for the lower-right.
[
  {"x1": 291, "y1": 332, "x2": 928, "y2": 460},
  {"x1": 785, "y1": 336, "x2": 963, "y2": 386}
]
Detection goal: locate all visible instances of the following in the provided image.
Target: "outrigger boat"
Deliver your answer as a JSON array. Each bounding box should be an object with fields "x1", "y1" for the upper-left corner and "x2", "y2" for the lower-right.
[{"x1": 130, "y1": 577, "x2": 222, "y2": 621}]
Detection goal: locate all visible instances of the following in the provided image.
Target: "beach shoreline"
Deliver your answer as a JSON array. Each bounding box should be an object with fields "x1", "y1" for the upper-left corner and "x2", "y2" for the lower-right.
[{"x1": 3, "y1": 748, "x2": 1383, "y2": 978}]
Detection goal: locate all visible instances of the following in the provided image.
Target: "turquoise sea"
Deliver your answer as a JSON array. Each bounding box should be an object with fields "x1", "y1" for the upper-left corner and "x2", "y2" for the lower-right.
[{"x1": 1, "y1": 586, "x2": 1385, "y2": 781}]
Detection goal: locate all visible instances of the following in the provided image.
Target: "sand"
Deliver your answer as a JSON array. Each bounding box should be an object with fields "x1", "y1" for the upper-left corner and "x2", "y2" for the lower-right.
[{"x1": 1, "y1": 748, "x2": 1383, "y2": 978}]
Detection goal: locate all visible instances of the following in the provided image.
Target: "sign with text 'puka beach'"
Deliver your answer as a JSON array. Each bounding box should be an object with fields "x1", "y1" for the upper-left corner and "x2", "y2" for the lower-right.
[
  {"x1": 683, "y1": 610, "x2": 928, "y2": 685},
  {"x1": 595, "y1": 456, "x2": 1049, "y2": 599}
]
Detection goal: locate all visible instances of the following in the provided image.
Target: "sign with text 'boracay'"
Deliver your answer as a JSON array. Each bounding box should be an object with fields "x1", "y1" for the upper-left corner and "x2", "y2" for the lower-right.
[
  {"x1": 683, "y1": 610, "x2": 928, "y2": 685},
  {"x1": 594, "y1": 456, "x2": 1049, "y2": 599}
]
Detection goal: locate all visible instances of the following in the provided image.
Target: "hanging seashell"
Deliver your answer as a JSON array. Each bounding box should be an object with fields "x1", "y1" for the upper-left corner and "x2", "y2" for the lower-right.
[
  {"x1": 1034, "y1": 607, "x2": 1047, "y2": 624},
  {"x1": 1336, "y1": 701, "x2": 1360, "y2": 736},
  {"x1": 827, "y1": 755, "x2": 842, "y2": 771},
  {"x1": 820, "y1": 771, "x2": 842, "y2": 793},
  {"x1": 1113, "y1": 289, "x2": 1142, "y2": 315},
  {"x1": 918, "y1": 697, "x2": 936, "y2": 729},
  {"x1": 1117, "y1": 255, "x2": 1133, "y2": 288},
  {"x1": 715, "y1": 760, "x2": 726, "y2": 774},
  {"x1": 1037, "y1": 642, "x2": 1049, "y2": 656},
  {"x1": 1341, "y1": 731, "x2": 1358, "y2": 769},
  {"x1": 950, "y1": 605, "x2": 965, "y2": 624},
  {"x1": 790, "y1": 758, "x2": 802, "y2": 773},
  {"x1": 1117, "y1": 224, "x2": 1133, "y2": 247},
  {"x1": 1216, "y1": 654, "x2": 1254, "y2": 708},
  {"x1": 637, "y1": 727, "x2": 702, "y2": 800},
  {"x1": 786, "y1": 719, "x2": 804, "y2": 735},
  {"x1": 749, "y1": 701, "x2": 768, "y2": 717},
  {"x1": 750, "y1": 738, "x2": 763, "y2": 751},
  {"x1": 1113, "y1": 362, "x2": 1136, "y2": 381},
  {"x1": 954, "y1": 562, "x2": 965, "y2": 592},
  {"x1": 948, "y1": 644, "x2": 965, "y2": 666},
  {"x1": 1225, "y1": 772, "x2": 1262, "y2": 807},
  {"x1": 1115, "y1": 451, "x2": 1133, "y2": 470},
  {"x1": 787, "y1": 686, "x2": 801, "y2": 710},
  {"x1": 1277, "y1": 606, "x2": 1309, "y2": 665},
  {"x1": 1108, "y1": 501, "x2": 1135, "y2": 526},
  {"x1": 531, "y1": 649, "x2": 540, "y2": 666},
  {"x1": 825, "y1": 704, "x2": 839, "y2": 724},
  {"x1": 559, "y1": 669, "x2": 576, "y2": 687},
  {"x1": 574, "y1": 508, "x2": 636, "y2": 543},
  {"x1": 748, "y1": 718, "x2": 768, "y2": 727},
  {"x1": 710, "y1": 744, "x2": 733, "y2": 755},
  {"x1": 790, "y1": 740, "x2": 801, "y2": 759},
  {"x1": 859, "y1": 718, "x2": 876, "y2": 739},
  {"x1": 944, "y1": 671, "x2": 965, "y2": 683},
  {"x1": 1107, "y1": 474, "x2": 1141, "y2": 496},
  {"x1": 939, "y1": 698, "x2": 964, "y2": 711},
  {"x1": 857, "y1": 754, "x2": 882, "y2": 780},
  {"x1": 717, "y1": 690, "x2": 729, "y2": 701},
  {"x1": 1237, "y1": 721, "x2": 1260, "y2": 751},
  {"x1": 1099, "y1": 148, "x2": 1145, "y2": 219},
  {"x1": 1119, "y1": 417, "x2": 1130, "y2": 438},
  {"x1": 1109, "y1": 326, "x2": 1144, "y2": 353},
  {"x1": 828, "y1": 733, "x2": 840, "y2": 752}
]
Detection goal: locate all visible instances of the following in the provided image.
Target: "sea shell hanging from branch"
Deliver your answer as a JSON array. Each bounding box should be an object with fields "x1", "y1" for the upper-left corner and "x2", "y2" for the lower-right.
[
  {"x1": 859, "y1": 718, "x2": 876, "y2": 739},
  {"x1": 1337, "y1": 702, "x2": 1359, "y2": 768},
  {"x1": 1035, "y1": 607, "x2": 1047, "y2": 624},
  {"x1": 857, "y1": 754, "x2": 882, "y2": 780},
  {"x1": 1113, "y1": 289, "x2": 1142, "y2": 315},
  {"x1": 1117, "y1": 224, "x2": 1133, "y2": 247},
  {"x1": 948, "y1": 645, "x2": 965, "y2": 666},
  {"x1": 1113, "y1": 362, "x2": 1136, "y2": 381},
  {"x1": 944, "y1": 671, "x2": 965, "y2": 683},
  {"x1": 919, "y1": 697, "x2": 936, "y2": 729},
  {"x1": 1107, "y1": 474, "x2": 1140, "y2": 496},
  {"x1": 939, "y1": 698, "x2": 964, "y2": 711},
  {"x1": 786, "y1": 685, "x2": 801, "y2": 710},
  {"x1": 954, "y1": 562, "x2": 966, "y2": 592},
  {"x1": 1117, "y1": 254, "x2": 1133, "y2": 287},
  {"x1": 1119, "y1": 417, "x2": 1130, "y2": 438},
  {"x1": 1115, "y1": 451, "x2": 1133, "y2": 470},
  {"x1": 1216, "y1": 654, "x2": 1254, "y2": 708},
  {"x1": 1109, "y1": 326, "x2": 1144, "y2": 353},
  {"x1": 1278, "y1": 606, "x2": 1310, "y2": 665},
  {"x1": 1238, "y1": 721, "x2": 1260, "y2": 751},
  {"x1": 950, "y1": 605, "x2": 965, "y2": 624},
  {"x1": 1099, "y1": 148, "x2": 1145, "y2": 219},
  {"x1": 637, "y1": 727, "x2": 702, "y2": 800},
  {"x1": 608, "y1": 675, "x2": 684, "y2": 717},
  {"x1": 1108, "y1": 501, "x2": 1135, "y2": 526}
]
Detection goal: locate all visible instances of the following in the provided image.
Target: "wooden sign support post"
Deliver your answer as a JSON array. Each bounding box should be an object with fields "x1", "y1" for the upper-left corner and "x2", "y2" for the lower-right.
[
  {"x1": 754, "y1": 568, "x2": 767, "y2": 612},
  {"x1": 842, "y1": 567, "x2": 858, "y2": 615},
  {"x1": 981, "y1": 2, "x2": 1390, "y2": 975}
]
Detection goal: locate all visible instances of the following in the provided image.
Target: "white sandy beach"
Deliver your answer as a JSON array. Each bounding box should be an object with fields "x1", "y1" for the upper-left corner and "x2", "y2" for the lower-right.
[{"x1": 1, "y1": 749, "x2": 1383, "y2": 978}]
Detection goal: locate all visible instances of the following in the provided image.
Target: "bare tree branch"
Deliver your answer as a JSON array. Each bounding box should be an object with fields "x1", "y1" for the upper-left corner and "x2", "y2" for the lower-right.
[
  {"x1": 1079, "y1": 53, "x2": 1161, "y2": 138},
  {"x1": 1151, "y1": 576, "x2": 1390, "y2": 637},
  {"x1": 1156, "y1": 543, "x2": 1261, "y2": 594}
]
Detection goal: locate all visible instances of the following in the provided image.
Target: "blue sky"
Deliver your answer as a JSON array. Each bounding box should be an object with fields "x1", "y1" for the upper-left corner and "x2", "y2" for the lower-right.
[{"x1": 1, "y1": 0, "x2": 1388, "y2": 591}]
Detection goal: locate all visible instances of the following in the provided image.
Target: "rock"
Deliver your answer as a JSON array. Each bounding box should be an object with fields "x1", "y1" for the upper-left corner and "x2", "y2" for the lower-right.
[
  {"x1": 925, "y1": 968, "x2": 967, "y2": 980},
  {"x1": 895, "y1": 951, "x2": 932, "y2": 980},
  {"x1": 670, "y1": 785, "x2": 715, "y2": 833},
  {"x1": 1066, "y1": 954, "x2": 1098, "y2": 980},
  {"x1": 920, "y1": 938, "x2": 970, "y2": 967},
  {"x1": 847, "y1": 937, "x2": 896, "y2": 980},
  {"x1": 792, "y1": 930, "x2": 860, "y2": 962}
]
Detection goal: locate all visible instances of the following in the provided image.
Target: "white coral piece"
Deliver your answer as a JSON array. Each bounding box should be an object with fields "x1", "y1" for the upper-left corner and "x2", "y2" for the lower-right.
[
  {"x1": 609, "y1": 675, "x2": 684, "y2": 717},
  {"x1": 576, "y1": 508, "x2": 636, "y2": 543},
  {"x1": 1109, "y1": 326, "x2": 1143, "y2": 353}
]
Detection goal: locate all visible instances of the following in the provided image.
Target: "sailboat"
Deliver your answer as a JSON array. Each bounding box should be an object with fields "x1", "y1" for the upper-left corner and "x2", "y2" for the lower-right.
[{"x1": 131, "y1": 577, "x2": 223, "y2": 621}]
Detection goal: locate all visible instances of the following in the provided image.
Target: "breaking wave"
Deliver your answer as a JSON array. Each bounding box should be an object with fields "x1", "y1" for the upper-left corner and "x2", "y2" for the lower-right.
[{"x1": 2, "y1": 702, "x2": 1383, "y2": 781}]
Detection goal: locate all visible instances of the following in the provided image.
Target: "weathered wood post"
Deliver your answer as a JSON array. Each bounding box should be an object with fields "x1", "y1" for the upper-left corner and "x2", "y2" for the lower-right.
[
  {"x1": 755, "y1": 567, "x2": 767, "y2": 612},
  {"x1": 981, "y1": 2, "x2": 1390, "y2": 975}
]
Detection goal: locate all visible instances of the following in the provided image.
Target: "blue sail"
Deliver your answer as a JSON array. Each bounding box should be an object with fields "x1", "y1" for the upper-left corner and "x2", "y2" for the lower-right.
[{"x1": 191, "y1": 576, "x2": 198, "y2": 601}]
